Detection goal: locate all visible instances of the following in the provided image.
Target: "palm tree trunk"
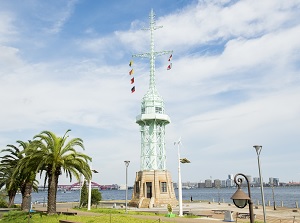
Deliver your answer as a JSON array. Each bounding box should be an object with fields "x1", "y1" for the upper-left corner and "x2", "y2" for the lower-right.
[
  {"x1": 21, "y1": 182, "x2": 33, "y2": 212},
  {"x1": 7, "y1": 190, "x2": 17, "y2": 208},
  {"x1": 47, "y1": 174, "x2": 57, "y2": 214}
]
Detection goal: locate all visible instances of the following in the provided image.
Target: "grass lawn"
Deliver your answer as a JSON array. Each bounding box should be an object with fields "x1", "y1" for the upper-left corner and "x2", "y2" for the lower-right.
[{"x1": 0, "y1": 209, "x2": 173, "y2": 223}]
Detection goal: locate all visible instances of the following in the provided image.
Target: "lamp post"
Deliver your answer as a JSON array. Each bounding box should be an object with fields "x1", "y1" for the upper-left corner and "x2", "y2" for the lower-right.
[
  {"x1": 254, "y1": 145, "x2": 266, "y2": 223},
  {"x1": 271, "y1": 183, "x2": 276, "y2": 210},
  {"x1": 79, "y1": 174, "x2": 83, "y2": 207},
  {"x1": 231, "y1": 173, "x2": 254, "y2": 223},
  {"x1": 124, "y1": 160, "x2": 130, "y2": 213},
  {"x1": 174, "y1": 140, "x2": 190, "y2": 217},
  {"x1": 88, "y1": 168, "x2": 99, "y2": 211}
]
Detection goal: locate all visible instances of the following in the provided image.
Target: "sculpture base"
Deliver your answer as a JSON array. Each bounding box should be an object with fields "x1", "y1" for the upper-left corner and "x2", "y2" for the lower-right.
[{"x1": 129, "y1": 170, "x2": 177, "y2": 208}]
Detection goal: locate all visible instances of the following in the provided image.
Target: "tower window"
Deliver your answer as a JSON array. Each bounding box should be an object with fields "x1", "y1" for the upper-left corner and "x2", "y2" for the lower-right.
[
  {"x1": 155, "y1": 107, "x2": 162, "y2": 114},
  {"x1": 141, "y1": 108, "x2": 145, "y2": 114},
  {"x1": 161, "y1": 182, "x2": 167, "y2": 193}
]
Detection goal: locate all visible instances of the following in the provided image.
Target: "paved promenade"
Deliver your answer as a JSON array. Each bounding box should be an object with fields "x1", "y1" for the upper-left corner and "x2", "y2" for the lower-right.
[{"x1": 33, "y1": 200, "x2": 300, "y2": 222}]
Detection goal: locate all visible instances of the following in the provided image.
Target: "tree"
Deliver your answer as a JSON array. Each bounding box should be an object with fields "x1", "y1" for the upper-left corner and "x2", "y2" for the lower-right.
[
  {"x1": 0, "y1": 191, "x2": 8, "y2": 208},
  {"x1": 80, "y1": 181, "x2": 88, "y2": 207},
  {"x1": 12, "y1": 141, "x2": 38, "y2": 211},
  {"x1": 23, "y1": 130, "x2": 92, "y2": 215},
  {"x1": 1, "y1": 141, "x2": 38, "y2": 210},
  {"x1": 0, "y1": 143, "x2": 23, "y2": 207},
  {"x1": 91, "y1": 189, "x2": 102, "y2": 207}
]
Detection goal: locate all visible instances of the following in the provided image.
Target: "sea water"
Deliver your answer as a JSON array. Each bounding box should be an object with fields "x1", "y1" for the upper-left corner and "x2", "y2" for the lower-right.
[{"x1": 13, "y1": 187, "x2": 299, "y2": 208}]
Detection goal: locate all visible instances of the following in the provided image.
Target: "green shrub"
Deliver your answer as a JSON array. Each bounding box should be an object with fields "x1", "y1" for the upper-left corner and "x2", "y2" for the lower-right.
[
  {"x1": 80, "y1": 181, "x2": 88, "y2": 207},
  {"x1": 91, "y1": 189, "x2": 101, "y2": 206},
  {"x1": 0, "y1": 199, "x2": 8, "y2": 208},
  {"x1": 0, "y1": 193, "x2": 8, "y2": 208}
]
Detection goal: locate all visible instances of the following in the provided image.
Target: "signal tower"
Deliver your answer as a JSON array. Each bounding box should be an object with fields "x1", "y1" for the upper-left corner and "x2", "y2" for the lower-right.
[{"x1": 129, "y1": 9, "x2": 177, "y2": 208}]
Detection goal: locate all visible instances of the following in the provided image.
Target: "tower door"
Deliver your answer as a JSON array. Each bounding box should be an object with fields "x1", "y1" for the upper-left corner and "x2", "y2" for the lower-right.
[{"x1": 146, "y1": 182, "x2": 152, "y2": 198}]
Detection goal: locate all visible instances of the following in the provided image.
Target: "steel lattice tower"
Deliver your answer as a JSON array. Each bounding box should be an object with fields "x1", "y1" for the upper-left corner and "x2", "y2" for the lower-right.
[
  {"x1": 133, "y1": 9, "x2": 172, "y2": 171},
  {"x1": 129, "y1": 9, "x2": 177, "y2": 208}
]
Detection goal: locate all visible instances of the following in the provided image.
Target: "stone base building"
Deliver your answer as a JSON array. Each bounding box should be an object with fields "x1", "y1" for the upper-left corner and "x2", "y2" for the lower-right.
[{"x1": 129, "y1": 170, "x2": 177, "y2": 208}]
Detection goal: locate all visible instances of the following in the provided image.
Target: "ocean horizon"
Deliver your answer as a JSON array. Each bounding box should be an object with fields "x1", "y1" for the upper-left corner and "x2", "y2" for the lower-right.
[{"x1": 13, "y1": 186, "x2": 299, "y2": 208}]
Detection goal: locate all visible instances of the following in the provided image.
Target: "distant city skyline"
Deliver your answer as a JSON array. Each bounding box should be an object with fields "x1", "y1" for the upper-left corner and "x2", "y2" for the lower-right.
[{"x1": 53, "y1": 174, "x2": 300, "y2": 189}]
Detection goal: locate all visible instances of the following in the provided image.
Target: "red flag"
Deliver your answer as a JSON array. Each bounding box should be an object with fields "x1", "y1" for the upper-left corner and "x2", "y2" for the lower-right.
[
  {"x1": 129, "y1": 69, "x2": 134, "y2": 75},
  {"x1": 131, "y1": 77, "x2": 134, "y2": 84},
  {"x1": 131, "y1": 86, "x2": 135, "y2": 93},
  {"x1": 168, "y1": 54, "x2": 172, "y2": 61},
  {"x1": 167, "y1": 63, "x2": 172, "y2": 70}
]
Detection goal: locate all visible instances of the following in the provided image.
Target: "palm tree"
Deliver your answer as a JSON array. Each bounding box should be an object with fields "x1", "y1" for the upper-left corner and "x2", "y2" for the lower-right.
[
  {"x1": 25, "y1": 130, "x2": 92, "y2": 214},
  {"x1": 0, "y1": 143, "x2": 24, "y2": 207},
  {"x1": 0, "y1": 163, "x2": 19, "y2": 207},
  {"x1": 12, "y1": 141, "x2": 39, "y2": 211},
  {"x1": 1, "y1": 141, "x2": 38, "y2": 210}
]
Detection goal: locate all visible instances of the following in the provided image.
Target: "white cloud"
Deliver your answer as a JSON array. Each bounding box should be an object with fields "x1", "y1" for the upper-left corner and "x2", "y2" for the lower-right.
[
  {"x1": 45, "y1": 0, "x2": 76, "y2": 34},
  {"x1": 0, "y1": 0, "x2": 300, "y2": 184},
  {"x1": 0, "y1": 46, "x2": 24, "y2": 74},
  {"x1": 154, "y1": 0, "x2": 300, "y2": 51},
  {"x1": 0, "y1": 12, "x2": 17, "y2": 43}
]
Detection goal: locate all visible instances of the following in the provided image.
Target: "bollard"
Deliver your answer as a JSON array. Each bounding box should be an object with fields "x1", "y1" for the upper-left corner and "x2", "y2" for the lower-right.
[
  {"x1": 268, "y1": 201, "x2": 271, "y2": 206},
  {"x1": 224, "y1": 210, "x2": 234, "y2": 222},
  {"x1": 257, "y1": 200, "x2": 260, "y2": 206},
  {"x1": 296, "y1": 201, "x2": 298, "y2": 208},
  {"x1": 281, "y1": 201, "x2": 283, "y2": 207}
]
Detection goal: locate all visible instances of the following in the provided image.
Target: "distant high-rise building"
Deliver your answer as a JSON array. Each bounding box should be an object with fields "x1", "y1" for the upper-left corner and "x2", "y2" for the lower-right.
[
  {"x1": 269, "y1": 177, "x2": 280, "y2": 186},
  {"x1": 228, "y1": 174, "x2": 234, "y2": 180},
  {"x1": 214, "y1": 179, "x2": 221, "y2": 188},
  {"x1": 205, "y1": 179, "x2": 212, "y2": 188},
  {"x1": 198, "y1": 182, "x2": 205, "y2": 188},
  {"x1": 253, "y1": 177, "x2": 260, "y2": 185},
  {"x1": 269, "y1": 177, "x2": 274, "y2": 185},
  {"x1": 226, "y1": 179, "x2": 234, "y2": 187},
  {"x1": 273, "y1": 178, "x2": 280, "y2": 186},
  {"x1": 221, "y1": 180, "x2": 227, "y2": 188}
]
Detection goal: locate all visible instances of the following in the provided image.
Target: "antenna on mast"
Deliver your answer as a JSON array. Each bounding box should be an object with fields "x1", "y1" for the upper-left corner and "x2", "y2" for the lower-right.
[{"x1": 132, "y1": 9, "x2": 172, "y2": 92}]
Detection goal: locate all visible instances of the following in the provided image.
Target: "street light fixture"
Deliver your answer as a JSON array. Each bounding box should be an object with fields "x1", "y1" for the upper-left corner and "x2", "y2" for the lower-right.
[
  {"x1": 231, "y1": 173, "x2": 254, "y2": 223},
  {"x1": 88, "y1": 168, "x2": 99, "y2": 211},
  {"x1": 174, "y1": 140, "x2": 190, "y2": 217},
  {"x1": 180, "y1": 158, "x2": 191, "y2": 164},
  {"x1": 124, "y1": 160, "x2": 130, "y2": 213},
  {"x1": 254, "y1": 145, "x2": 266, "y2": 223}
]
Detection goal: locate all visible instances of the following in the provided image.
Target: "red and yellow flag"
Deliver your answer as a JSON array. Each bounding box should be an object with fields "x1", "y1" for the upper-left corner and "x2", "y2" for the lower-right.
[{"x1": 129, "y1": 69, "x2": 134, "y2": 75}]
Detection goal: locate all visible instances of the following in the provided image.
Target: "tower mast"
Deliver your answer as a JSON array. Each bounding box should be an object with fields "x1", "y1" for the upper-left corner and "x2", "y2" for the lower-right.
[
  {"x1": 130, "y1": 9, "x2": 177, "y2": 209},
  {"x1": 133, "y1": 9, "x2": 172, "y2": 93}
]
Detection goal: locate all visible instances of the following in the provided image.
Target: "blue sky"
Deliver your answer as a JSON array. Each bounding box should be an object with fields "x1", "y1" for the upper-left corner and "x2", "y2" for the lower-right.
[{"x1": 0, "y1": 0, "x2": 300, "y2": 186}]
